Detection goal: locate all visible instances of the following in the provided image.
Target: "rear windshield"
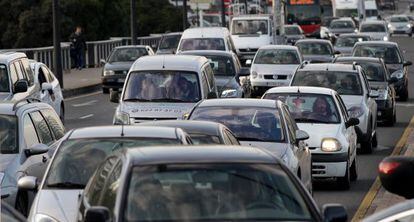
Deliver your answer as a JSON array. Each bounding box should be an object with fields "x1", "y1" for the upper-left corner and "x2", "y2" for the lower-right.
[
  {"x1": 158, "y1": 35, "x2": 181, "y2": 50},
  {"x1": 360, "y1": 24, "x2": 386, "y2": 32},
  {"x1": 337, "y1": 60, "x2": 387, "y2": 81},
  {"x1": 329, "y1": 20, "x2": 355, "y2": 29},
  {"x1": 108, "y1": 48, "x2": 148, "y2": 63},
  {"x1": 296, "y1": 42, "x2": 332, "y2": 55},
  {"x1": 179, "y1": 38, "x2": 225, "y2": 51},
  {"x1": 335, "y1": 36, "x2": 370, "y2": 47},
  {"x1": 285, "y1": 26, "x2": 302, "y2": 35},
  {"x1": 254, "y1": 49, "x2": 300, "y2": 64}
]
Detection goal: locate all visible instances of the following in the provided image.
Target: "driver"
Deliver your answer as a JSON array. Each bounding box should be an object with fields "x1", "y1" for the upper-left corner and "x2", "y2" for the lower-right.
[
  {"x1": 285, "y1": 51, "x2": 297, "y2": 64},
  {"x1": 256, "y1": 112, "x2": 279, "y2": 141},
  {"x1": 309, "y1": 97, "x2": 334, "y2": 122}
]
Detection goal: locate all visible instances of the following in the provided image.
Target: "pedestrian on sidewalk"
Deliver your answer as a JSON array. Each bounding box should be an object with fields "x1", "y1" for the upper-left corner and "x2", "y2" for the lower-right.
[{"x1": 69, "y1": 26, "x2": 86, "y2": 70}]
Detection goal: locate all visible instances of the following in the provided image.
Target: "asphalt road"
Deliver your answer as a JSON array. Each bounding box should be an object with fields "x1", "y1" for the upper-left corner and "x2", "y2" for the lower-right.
[{"x1": 63, "y1": 36, "x2": 414, "y2": 221}]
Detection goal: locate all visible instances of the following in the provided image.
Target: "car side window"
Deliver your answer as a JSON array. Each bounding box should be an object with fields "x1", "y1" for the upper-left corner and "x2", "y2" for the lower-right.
[
  {"x1": 13, "y1": 62, "x2": 24, "y2": 80},
  {"x1": 21, "y1": 59, "x2": 34, "y2": 86},
  {"x1": 23, "y1": 114, "x2": 40, "y2": 148},
  {"x1": 335, "y1": 94, "x2": 349, "y2": 121},
  {"x1": 201, "y1": 71, "x2": 209, "y2": 96},
  {"x1": 359, "y1": 69, "x2": 370, "y2": 93},
  {"x1": 30, "y1": 111, "x2": 54, "y2": 145},
  {"x1": 282, "y1": 106, "x2": 297, "y2": 144},
  {"x1": 38, "y1": 67, "x2": 48, "y2": 86},
  {"x1": 41, "y1": 66, "x2": 55, "y2": 82},
  {"x1": 100, "y1": 160, "x2": 123, "y2": 213},
  {"x1": 8, "y1": 63, "x2": 18, "y2": 85},
  {"x1": 40, "y1": 109, "x2": 65, "y2": 140},
  {"x1": 205, "y1": 65, "x2": 215, "y2": 92}
]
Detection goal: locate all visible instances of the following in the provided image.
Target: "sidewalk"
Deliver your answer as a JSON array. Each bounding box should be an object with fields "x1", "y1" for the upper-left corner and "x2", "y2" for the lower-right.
[{"x1": 62, "y1": 68, "x2": 102, "y2": 98}]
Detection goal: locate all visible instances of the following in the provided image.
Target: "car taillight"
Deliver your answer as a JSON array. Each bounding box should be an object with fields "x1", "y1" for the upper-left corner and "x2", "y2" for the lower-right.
[{"x1": 379, "y1": 161, "x2": 401, "y2": 174}]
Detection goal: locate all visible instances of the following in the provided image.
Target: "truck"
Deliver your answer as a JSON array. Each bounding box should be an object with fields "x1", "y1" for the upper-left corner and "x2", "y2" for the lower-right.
[{"x1": 333, "y1": 0, "x2": 366, "y2": 22}]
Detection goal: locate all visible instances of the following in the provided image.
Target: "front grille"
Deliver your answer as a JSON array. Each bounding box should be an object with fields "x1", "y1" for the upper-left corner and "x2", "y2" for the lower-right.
[
  {"x1": 239, "y1": 48, "x2": 258, "y2": 53},
  {"x1": 264, "y1": 75, "x2": 288, "y2": 80},
  {"x1": 312, "y1": 165, "x2": 326, "y2": 175},
  {"x1": 133, "y1": 117, "x2": 177, "y2": 124},
  {"x1": 114, "y1": 70, "x2": 128, "y2": 75}
]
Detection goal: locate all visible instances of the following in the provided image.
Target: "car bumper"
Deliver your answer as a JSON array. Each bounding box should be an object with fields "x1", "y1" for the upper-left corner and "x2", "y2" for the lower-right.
[
  {"x1": 102, "y1": 75, "x2": 126, "y2": 90},
  {"x1": 311, "y1": 152, "x2": 348, "y2": 178},
  {"x1": 390, "y1": 28, "x2": 412, "y2": 34},
  {"x1": 376, "y1": 100, "x2": 394, "y2": 121}
]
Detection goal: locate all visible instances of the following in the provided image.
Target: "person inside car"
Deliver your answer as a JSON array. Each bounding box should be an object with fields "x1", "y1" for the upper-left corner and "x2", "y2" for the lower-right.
[
  {"x1": 309, "y1": 97, "x2": 334, "y2": 122},
  {"x1": 141, "y1": 76, "x2": 163, "y2": 100},
  {"x1": 255, "y1": 112, "x2": 280, "y2": 141}
]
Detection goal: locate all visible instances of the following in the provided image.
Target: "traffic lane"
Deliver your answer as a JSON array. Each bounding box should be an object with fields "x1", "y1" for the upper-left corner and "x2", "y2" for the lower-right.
[{"x1": 64, "y1": 92, "x2": 117, "y2": 130}]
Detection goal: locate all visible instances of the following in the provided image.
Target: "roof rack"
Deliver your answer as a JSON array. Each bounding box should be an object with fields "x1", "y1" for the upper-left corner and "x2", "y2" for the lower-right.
[{"x1": 12, "y1": 96, "x2": 41, "y2": 111}]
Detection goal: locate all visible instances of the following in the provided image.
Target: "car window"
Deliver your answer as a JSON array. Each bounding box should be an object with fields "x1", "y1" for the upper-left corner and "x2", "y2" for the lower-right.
[
  {"x1": 335, "y1": 36, "x2": 369, "y2": 47},
  {"x1": 21, "y1": 59, "x2": 34, "y2": 86},
  {"x1": 188, "y1": 133, "x2": 221, "y2": 144},
  {"x1": 0, "y1": 64, "x2": 10, "y2": 92},
  {"x1": 231, "y1": 19, "x2": 269, "y2": 35},
  {"x1": 254, "y1": 49, "x2": 300, "y2": 64},
  {"x1": 8, "y1": 63, "x2": 18, "y2": 84},
  {"x1": 296, "y1": 42, "x2": 333, "y2": 55},
  {"x1": 158, "y1": 35, "x2": 181, "y2": 50},
  {"x1": 203, "y1": 55, "x2": 235, "y2": 77},
  {"x1": 285, "y1": 26, "x2": 301, "y2": 35},
  {"x1": 40, "y1": 109, "x2": 65, "y2": 140},
  {"x1": 23, "y1": 114, "x2": 39, "y2": 148},
  {"x1": 353, "y1": 45, "x2": 402, "y2": 64},
  {"x1": 390, "y1": 16, "x2": 409, "y2": 22},
  {"x1": 38, "y1": 67, "x2": 48, "y2": 85},
  {"x1": 224, "y1": 129, "x2": 240, "y2": 145},
  {"x1": 0, "y1": 115, "x2": 18, "y2": 154},
  {"x1": 13, "y1": 62, "x2": 24, "y2": 80},
  {"x1": 100, "y1": 160, "x2": 123, "y2": 213},
  {"x1": 179, "y1": 38, "x2": 225, "y2": 51},
  {"x1": 108, "y1": 48, "x2": 148, "y2": 63},
  {"x1": 335, "y1": 94, "x2": 348, "y2": 121},
  {"x1": 360, "y1": 24, "x2": 386, "y2": 32},
  {"x1": 30, "y1": 111, "x2": 53, "y2": 145},
  {"x1": 330, "y1": 20, "x2": 355, "y2": 29}
]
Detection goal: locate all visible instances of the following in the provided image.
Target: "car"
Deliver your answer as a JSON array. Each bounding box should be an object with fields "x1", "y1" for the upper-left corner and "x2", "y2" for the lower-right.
[
  {"x1": 359, "y1": 20, "x2": 390, "y2": 41},
  {"x1": 328, "y1": 18, "x2": 358, "y2": 36},
  {"x1": 1, "y1": 202, "x2": 26, "y2": 222},
  {"x1": 387, "y1": 15, "x2": 413, "y2": 37},
  {"x1": 156, "y1": 32, "x2": 182, "y2": 55},
  {"x1": 262, "y1": 86, "x2": 359, "y2": 189},
  {"x1": 101, "y1": 45, "x2": 155, "y2": 94},
  {"x1": 334, "y1": 56, "x2": 397, "y2": 126},
  {"x1": 177, "y1": 27, "x2": 237, "y2": 53},
  {"x1": 187, "y1": 98, "x2": 313, "y2": 192},
  {"x1": 249, "y1": 45, "x2": 302, "y2": 97},
  {"x1": 290, "y1": 63, "x2": 378, "y2": 153},
  {"x1": 112, "y1": 55, "x2": 218, "y2": 124},
  {"x1": 333, "y1": 34, "x2": 372, "y2": 56},
  {"x1": 295, "y1": 39, "x2": 337, "y2": 63},
  {"x1": 284, "y1": 25, "x2": 305, "y2": 45},
  {"x1": 29, "y1": 60, "x2": 64, "y2": 121},
  {"x1": 352, "y1": 41, "x2": 412, "y2": 101},
  {"x1": 0, "y1": 52, "x2": 38, "y2": 101},
  {"x1": 178, "y1": 50, "x2": 251, "y2": 98},
  {"x1": 78, "y1": 146, "x2": 348, "y2": 222},
  {"x1": 0, "y1": 100, "x2": 65, "y2": 215},
  {"x1": 19, "y1": 125, "x2": 192, "y2": 222}
]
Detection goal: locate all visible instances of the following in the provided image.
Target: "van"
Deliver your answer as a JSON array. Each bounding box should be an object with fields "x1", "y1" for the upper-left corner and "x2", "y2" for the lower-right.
[
  {"x1": 365, "y1": 0, "x2": 379, "y2": 20},
  {"x1": 112, "y1": 55, "x2": 218, "y2": 124},
  {"x1": 176, "y1": 27, "x2": 236, "y2": 53}
]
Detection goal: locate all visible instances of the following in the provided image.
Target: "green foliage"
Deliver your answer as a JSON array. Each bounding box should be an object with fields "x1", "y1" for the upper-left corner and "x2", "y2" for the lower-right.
[{"x1": 0, "y1": 0, "x2": 183, "y2": 49}]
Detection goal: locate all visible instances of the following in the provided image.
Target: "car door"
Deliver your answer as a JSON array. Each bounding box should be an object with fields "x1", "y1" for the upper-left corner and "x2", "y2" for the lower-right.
[
  {"x1": 40, "y1": 65, "x2": 63, "y2": 116},
  {"x1": 335, "y1": 93, "x2": 357, "y2": 159}
]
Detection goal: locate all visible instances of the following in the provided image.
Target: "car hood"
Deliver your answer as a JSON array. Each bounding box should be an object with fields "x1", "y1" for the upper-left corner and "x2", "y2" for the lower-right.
[
  {"x1": 369, "y1": 81, "x2": 388, "y2": 90},
  {"x1": 34, "y1": 189, "x2": 82, "y2": 222},
  {"x1": 334, "y1": 46, "x2": 353, "y2": 55},
  {"x1": 360, "y1": 32, "x2": 387, "y2": 40},
  {"x1": 0, "y1": 93, "x2": 12, "y2": 101},
  {"x1": 297, "y1": 124, "x2": 341, "y2": 147},
  {"x1": 252, "y1": 64, "x2": 299, "y2": 74},
  {"x1": 232, "y1": 34, "x2": 271, "y2": 49},
  {"x1": 104, "y1": 61, "x2": 134, "y2": 71},
  {"x1": 121, "y1": 102, "x2": 196, "y2": 119},
  {"x1": 239, "y1": 141, "x2": 288, "y2": 158},
  {"x1": 303, "y1": 55, "x2": 333, "y2": 63},
  {"x1": 340, "y1": 95, "x2": 364, "y2": 108}
]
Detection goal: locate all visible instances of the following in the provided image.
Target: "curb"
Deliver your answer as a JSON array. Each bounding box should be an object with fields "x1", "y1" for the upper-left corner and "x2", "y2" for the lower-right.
[{"x1": 62, "y1": 83, "x2": 102, "y2": 98}]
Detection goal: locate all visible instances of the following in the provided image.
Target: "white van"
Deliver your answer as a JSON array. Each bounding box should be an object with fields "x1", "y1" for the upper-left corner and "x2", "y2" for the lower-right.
[
  {"x1": 177, "y1": 27, "x2": 236, "y2": 53},
  {"x1": 365, "y1": 0, "x2": 379, "y2": 20},
  {"x1": 112, "y1": 55, "x2": 218, "y2": 124},
  {"x1": 333, "y1": 0, "x2": 365, "y2": 21}
]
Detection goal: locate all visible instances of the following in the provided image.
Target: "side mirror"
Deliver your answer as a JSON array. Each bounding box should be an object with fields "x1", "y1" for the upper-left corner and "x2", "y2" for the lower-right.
[
  {"x1": 110, "y1": 91, "x2": 120, "y2": 103},
  {"x1": 245, "y1": 59, "x2": 252, "y2": 67},
  {"x1": 379, "y1": 156, "x2": 414, "y2": 199},
  {"x1": 25, "y1": 143, "x2": 49, "y2": 157},
  {"x1": 238, "y1": 67, "x2": 250, "y2": 77},
  {"x1": 207, "y1": 91, "x2": 218, "y2": 99},
  {"x1": 14, "y1": 79, "x2": 28, "y2": 93},
  {"x1": 404, "y1": 61, "x2": 413, "y2": 66},
  {"x1": 41, "y1": 83, "x2": 53, "y2": 92},
  {"x1": 221, "y1": 89, "x2": 238, "y2": 98},
  {"x1": 100, "y1": 59, "x2": 106, "y2": 65},
  {"x1": 295, "y1": 130, "x2": 309, "y2": 141},
  {"x1": 369, "y1": 90, "x2": 379, "y2": 98},
  {"x1": 17, "y1": 176, "x2": 38, "y2": 191},
  {"x1": 345, "y1": 117, "x2": 359, "y2": 128},
  {"x1": 322, "y1": 204, "x2": 347, "y2": 222},
  {"x1": 85, "y1": 206, "x2": 111, "y2": 222},
  {"x1": 388, "y1": 77, "x2": 398, "y2": 84}
]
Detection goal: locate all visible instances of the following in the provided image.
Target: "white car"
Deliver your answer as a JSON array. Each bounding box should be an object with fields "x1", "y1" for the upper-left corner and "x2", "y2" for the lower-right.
[
  {"x1": 249, "y1": 45, "x2": 302, "y2": 97},
  {"x1": 177, "y1": 27, "x2": 236, "y2": 53},
  {"x1": 187, "y1": 98, "x2": 313, "y2": 193},
  {"x1": 263, "y1": 86, "x2": 359, "y2": 189},
  {"x1": 29, "y1": 61, "x2": 64, "y2": 121},
  {"x1": 387, "y1": 15, "x2": 413, "y2": 37},
  {"x1": 290, "y1": 63, "x2": 378, "y2": 153},
  {"x1": 359, "y1": 20, "x2": 390, "y2": 41}
]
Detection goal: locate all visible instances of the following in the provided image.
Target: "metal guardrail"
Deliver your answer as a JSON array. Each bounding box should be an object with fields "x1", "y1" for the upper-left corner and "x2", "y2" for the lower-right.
[
  {"x1": 111, "y1": 35, "x2": 162, "y2": 50},
  {"x1": 86, "y1": 39, "x2": 123, "y2": 68}
]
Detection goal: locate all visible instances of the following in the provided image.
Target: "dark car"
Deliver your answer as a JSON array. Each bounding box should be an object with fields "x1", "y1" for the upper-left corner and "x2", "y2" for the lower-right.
[
  {"x1": 333, "y1": 34, "x2": 371, "y2": 56},
  {"x1": 295, "y1": 39, "x2": 337, "y2": 63},
  {"x1": 78, "y1": 146, "x2": 347, "y2": 222},
  {"x1": 284, "y1": 25, "x2": 305, "y2": 45},
  {"x1": 352, "y1": 41, "x2": 412, "y2": 101},
  {"x1": 179, "y1": 50, "x2": 251, "y2": 98},
  {"x1": 156, "y1": 32, "x2": 182, "y2": 55},
  {"x1": 101, "y1": 45, "x2": 155, "y2": 94},
  {"x1": 334, "y1": 56, "x2": 397, "y2": 126}
]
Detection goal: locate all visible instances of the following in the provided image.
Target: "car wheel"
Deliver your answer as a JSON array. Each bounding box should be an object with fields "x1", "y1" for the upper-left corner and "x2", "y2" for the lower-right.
[
  {"x1": 361, "y1": 124, "x2": 373, "y2": 154},
  {"x1": 350, "y1": 158, "x2": 358, "y2": 181},
  {"x1": 337, "y1": 162, "x2": 351, "y2": 190},
  {"x1": 400, "y1": 87, "x2": 409, "y2": 101},
  {"x1": 15, "y1": 191, "x2": 28, "y2": 217},
  {"x1": 102, "y1": 88, "x2": 110, "y2": 94}
]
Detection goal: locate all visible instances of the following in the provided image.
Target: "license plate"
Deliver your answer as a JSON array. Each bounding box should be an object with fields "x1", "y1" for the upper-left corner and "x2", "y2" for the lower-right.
[{"x1": 267, "y1": 82, "x2": 284, "y2": 87}]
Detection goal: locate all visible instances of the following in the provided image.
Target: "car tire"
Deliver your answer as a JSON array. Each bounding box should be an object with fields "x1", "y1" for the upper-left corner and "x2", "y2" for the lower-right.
[
  {"x1": 103, "y1": 88, "x2": 110, "y2": 94},
  {"x1": 350, "y1": 158, "x2": 358, "y2": 181},
  {"x1": 361, "y1": 124, "x2": 373, "y2": 154},
  {"x1": 337, "y1": 162, "x2": 351, "y2": 190},
  {"x1": 400, "y1": 87, "x2": 409, "y2": 101}
]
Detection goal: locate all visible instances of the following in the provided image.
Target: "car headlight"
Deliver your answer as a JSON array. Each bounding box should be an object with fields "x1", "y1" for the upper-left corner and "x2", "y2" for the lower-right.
[
  {"x1": 383, "y1": 36, "x2": 389, "y2": 41},
  {"x1": 391, "y1": 70, "x2": 404, "y2": 79},
  {"x1": 35, "y1": 214, "x2": 59, "y2": 222},
  {"x1": 348, "y1": 106, "x2": 365, "y2": 118},
  {"x1": 388, "y1": 24, "x2": 392, "y2": 28},
  {"x1": 251, "y1": 71, "x2": 258, "y2": 79},
  {"x1": 221, "y1": 89, "x2": 238, "y2": 98},
  {"x1": 104, "y1": 70, "x2": 115, "y2": 76},
  {"x1": 321, "y1": 138, "x2": 342, "y2": 152},
  {"x1": 113, "y1": 111, "x2": 130, "y2": 125},
  {"x1": 407, "y1": 24, "x2": 412, "y2": 28}
]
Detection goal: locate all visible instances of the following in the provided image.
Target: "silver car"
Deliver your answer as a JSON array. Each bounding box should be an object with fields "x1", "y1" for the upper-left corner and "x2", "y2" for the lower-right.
[
  {"x1": 388, "y1": 15, "x2": 413, "y2": 37},
  {"x1": 359, "y1": 20, "x2": 390, "y2": 41}
]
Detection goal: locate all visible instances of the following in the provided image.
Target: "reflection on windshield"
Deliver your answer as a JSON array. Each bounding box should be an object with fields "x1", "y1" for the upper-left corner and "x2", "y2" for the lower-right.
[
  {"x1": 291, "y1": 71, "x2": 363, "y2": 95},
  {"x1": 159, "y1": 35, "x2": 181, "y2": 50},
  {"x1": 264, "y1": 94, "x2": 340, "y2": 124},
  {"x1": 204, "y1": 55, "x2": 235, "y2": 76},
  {"x1": 190, "y1": 107, "x2": 284, "y2": 142},
  {"x1": 0, "y1": 115, "x2": 17, "y2": 154},
  {"x1": 123, "y1": 71, "x2": 201, "y2": 103},
  {"x1": 109, "y1": 48, "x2": 148, "y2": 63},
  {"x1": 180, "y1": 38, "x2": 225, "y2": 51},
  {"x1": 285, "y1": 27, "x2": 302, "y2": 35},
  {"x1": 360, "y1": 24, "x2": 386, "y2": 32},
  {"x1": 353, "y1": 45, "x2": 402, "y2": 64},
  {"x1": 335, "y1": 36, "x2": 368, "y2": 47},
  {"x1": 254, "y1": 49, "x2": 300, "y2": 64},
  {"x1": 189, "y1": 134, "x2": 221, "y2": 144},
  {"x1": 297, "y1": 43, "x2": 332, "y2": 55},
  {"x1": 231, "y1": 20, "x2": 268, "y2": 35},
  {"x1": 339, "y1": 61, "x2": 386, "y2": 81},
  {"x1": 45, "y1": 138, "x2": 181, "y2": 188},
  {"x1": 0, "y1": 65, "x2": 9, "y2": 92},
  {"x1": 125, "y1": 164, "x2": 312, "y2": 221}
]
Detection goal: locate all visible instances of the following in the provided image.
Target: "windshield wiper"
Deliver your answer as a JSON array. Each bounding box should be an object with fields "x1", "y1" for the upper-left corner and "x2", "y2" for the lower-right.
[
  {"x1": 295, "y1": 118, "x2": 330, "y2": 124},
  {"x1": 123, "y1": 98, "x2": 151, "y2": 102},
  {"x1": 47, "y1": 182, "x2": 85, "y2": 189},
  {"x1": 237, "y1": 137, "x2": 267, "y2": 142}
]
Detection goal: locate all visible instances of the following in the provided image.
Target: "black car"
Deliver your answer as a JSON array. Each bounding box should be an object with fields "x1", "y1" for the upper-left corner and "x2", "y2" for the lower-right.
[
  {"x1": 101, "y1": 45, "x2": 155, "y2": 94},
  {"x1": 156, "y1": 32, "x2": 182, "y2": 55},
  {"x1": 334, "y1": 56, "x2": 398, "y2": 126},
  {"x1": 78, "y1": 146, "x2": 347, "y2": 222}
]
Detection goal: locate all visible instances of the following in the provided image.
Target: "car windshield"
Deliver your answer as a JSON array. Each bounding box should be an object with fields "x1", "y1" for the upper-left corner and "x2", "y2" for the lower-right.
[
  {"x1": 179, "y1": 38, "x2": 225, "y2": 51},
  {"x1": 231, "y1": 19, "x2": 269, "y2": 35},
  {"x1": 338, "y1": 61, "x2": 387, "y2": 81},
  {"x1": 353, "y1": 45, "x2": 402, "y2": 64},
  {"x1": 0, "y1": 64, "x2": 10, "y2": 92},
  {"x1": 189, "y1": 134, "x2": 222, "y2": 144},
  {"x1": 296, "y1": 42, "x2": 332, "y2": 55},
  {"x1": 285, "y1": 26, "x2": 302, "y2": 35},
  {"x1": 254, "y1": 49, "x2": 300, "y2": 64},
  {"x1": 263, "y1": 93, "x2": 341, "y2": 124},
  {"x1": 0, "y1": 115, "x2": 17, "y2": 154},
  {"x1": 158, "y1": 35, "x2": 181, "y2": 50},
  {"x1": 204, "y1": 55, "x2": 235, "y2": 76},
  {"x1": 291, "y1": 71, "x2": 363, "y2": 95},
  {"x1": 329, "y1": 20, "x2": 355, "y2": 29},
  {"x1": 335, "y1": 36, "x2": 369, "y2": 47},
  {"x1": 123, "y1": 71, "x2": 201, "y2": 103},
  {"x1": 366, "y1": 9, "x2": 378, "y2": 17},
  {"x1": 45, "y1": 138, "x2": 181, "y2": 188},
  {"x1": 108, "y1": 48, "x2": 148, "y2": 63},
  {"x1": 360, "y1": 24, "x2": 386, "y2": 32},
  {"x1": 190, "y1": 107, "x2": 284, "y2": 142},
  {"x1": 390, "y1": 16, "x2": 409, "y2": 22},
  {"x1": 124, "y1": 163, "x2": 313, "y2": 221}
]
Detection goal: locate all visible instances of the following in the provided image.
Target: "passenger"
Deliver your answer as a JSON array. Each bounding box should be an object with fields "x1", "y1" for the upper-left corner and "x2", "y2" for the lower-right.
[
  {"x1": 141, "y1": 76, "x2": 162, "y2": 100},
  {"x1": 176, "y1": 78, "x2": 194, "y2": 101},
  {"x1": 340, "y1": 75, "x2": 355, "y2": 93},
  {"x1": 235, "y1": 22, "x2": 246, "y2": 34},
  {"x1": 309, "y1": 97, "x2": 334, "y2": 122},
  {"x1": 256, "y1": 112, "x2": 279, "y2": 141},
  {"x1": 258, "y1": 22, "x2": 267, "y2": 34}
]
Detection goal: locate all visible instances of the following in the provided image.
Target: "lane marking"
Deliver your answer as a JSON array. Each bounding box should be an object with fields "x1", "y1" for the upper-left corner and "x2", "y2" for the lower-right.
[
  {"x1": 65, "y1": 91, "x2": 101, "y2": 101},
  {"x1": 72, "y1": 100, "x2": 98, "y2": 107},
  {"x1": 396, "y1": 103, "x2": 414, "y2": 107},
  {"x1": 79, "y1": 114, "x2": 94, "y2": 120},
  {"x1": 352, "y1": 116, "x2": 414, "y2": 221}
]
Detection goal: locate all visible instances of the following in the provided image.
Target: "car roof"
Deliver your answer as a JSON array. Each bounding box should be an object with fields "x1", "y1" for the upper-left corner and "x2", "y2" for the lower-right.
[
  {"x1": 354, "y1": 41, "x2": 398, "y2": 47},
  {"x1": 360, "y1": 20, "x2": 386, "y2": 25},
  {"x1": 259, "y1": 45, "x2": 298, "y2": 50},
  {"x1": 179, "y1": 50, "x2": 234, "y2": 58},
  {"x1": 68, "y1": 126, "x2": 181, "y2": 139},
  {"x1": 130, "y1": 55, "x2": 208, "y2": 72},
  {"x1": 296, "y1": 39, "x2": 332, "y2": 44},
  {"x1": 124, "y1": 145, "x2": 281, "y2": 165},
  {"x1": 0, "y1": 52, "x2": 27, "y2": 64},
  {"x1": 265, "y1": 86, "x2": 336, "y2": 96},
  {"x1": 182, "y1": 27, "x2": 230, "y2": 38},
  {"x1": 197, "y1": 98, "x2": 278, "y2": 108},
  {"x1": 337, "y1": 33, "x2": 371, "y2": 38},
  {"x1": 114, "y1": 45, "x2": 150, "y2": 50},
  {"x1": 300, "y1": 63, "x2": 357, "y2": 72},
  {"x1": 162, "y1": 32, "x2": 182, "y2": 36},
  {"x1": 335, "y1": 56, "x2": 382, "y2": 63},
  {"x1": 0, "y1": 101, "x2": 53, "y2": 115},
  {"x1": 138, "y1": 120, "x2": 224, "y2": 136}
]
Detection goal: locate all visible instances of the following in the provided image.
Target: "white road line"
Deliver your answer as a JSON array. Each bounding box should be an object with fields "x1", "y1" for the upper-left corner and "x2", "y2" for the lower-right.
[
  {"x1": 72, "y1": 100, "x2": 98, "y2": 107},
  {"x1": 65, "y1": 91, "x2": 101, "y2": 101},
  {"x1": 79, "y1": 114, "x2": 94, "y2": 119}
]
